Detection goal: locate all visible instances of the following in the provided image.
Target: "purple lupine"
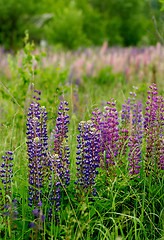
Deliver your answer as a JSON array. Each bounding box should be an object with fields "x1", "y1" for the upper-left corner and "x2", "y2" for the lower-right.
[
  {"x1": 98, "y1": 101, "x2": 119, "y2": 180},
  {"x1": 75, "y1": 120, "x2": 100, "y2": 196},
  {"x1": 0, "y1": 151, "x2": 18, "y2": 223},
  {"x1": 91, "y1": 108, "x2": 102, "y2": 129},
  {"x1": 128, "y1": 101, "x2": 143, "y2": 177},
  {"x1": 48, "y1": 101, "x2": 70, "y2": 220},
  {"x1": 26, "y1": 90, "x2": 46, "y2": 221},
  {"x1": 153, "y1": 95, "x2": 164, "y2": 172},
  {"x1": 27, "y1": 107, "x2": 43, "y2": 207},
  {"x1": 156, "y1": 96, "x2": 164, "y2": 171},
  {"x1": 51, "y1": 101, "x2": 70, "y2": 186},
  {"x1": 39, "y1": 105, "x2": 49, "y2": 182},
  {"x1": 0, "y1": 151, "x2": 13, "y2": 205},
  {"x1": 144, "y1": 84, "x2": 164, "y2": 176}
]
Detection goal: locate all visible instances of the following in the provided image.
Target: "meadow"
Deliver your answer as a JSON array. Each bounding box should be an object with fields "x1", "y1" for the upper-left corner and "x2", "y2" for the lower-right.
[{"x1": 0, "y1": 37, "x2": 164, "y2": 240}]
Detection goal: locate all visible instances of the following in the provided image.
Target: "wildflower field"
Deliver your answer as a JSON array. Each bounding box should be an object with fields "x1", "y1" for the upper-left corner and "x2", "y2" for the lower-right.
[{"x1": 0, "y1": 38, "x2": 164, "y2": 240}]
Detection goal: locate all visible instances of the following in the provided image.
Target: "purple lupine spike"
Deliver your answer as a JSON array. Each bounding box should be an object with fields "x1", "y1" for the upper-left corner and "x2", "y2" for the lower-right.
[
  {"x1": 128, "y1": 101, "x2": 143, "y2": 177},
  {"x1": 144, "y1": 84, "x2": 164, "y2": 176},
  {"x1": 27, "y1": 116, "x2": 43, "y2": 208},
  {"x1": 98, "y1": 100, "x2": 119, "y2": 180},
  {"x1": 39, "y1": 106, "x2": 49, "y2": 182},
  {"x1": 26, "y1": 90, "x2": 47, "y2": 220},
  {"x1": 75, "y1": 120, "x2": 100, "y2": 197},
  {"x1": 91, "y1": 108, "x2": 102, "y2": 130},
  {"x1": 0, "y1": 151, "x2": 18, "y2": 222},
  {"x1": 52, "y1": 101, "x2": 70, "y2": 186},
  {"x1": 152, "y1": 94, "x2": 164, "y2": 172},
  {"x1": 48, "y1": 101, "x2": 70, "y2": 221},
  {"x1": 0, "y1": 151, "x2": 13, "y2": 203},
  {"x1": 91, "y1": 101, "x2": 120, "y2": 181}
]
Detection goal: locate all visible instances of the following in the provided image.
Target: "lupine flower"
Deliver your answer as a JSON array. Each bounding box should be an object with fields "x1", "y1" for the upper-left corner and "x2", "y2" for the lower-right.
[
  {"x1": 0, "y1": 152, "x2": 18, "y2": 225},
  {"x1": 51, "y1": 101, "x2": 70, "y2": 186},
  {"x1": 75, "y1": 120, "x2": 100, "y2": 196},
  {"x1": 128, "y1": 101, "x2": 143, "y2": 177},
  {"x1": 91, "y1": 108, "x2": 102, "y2": 131},
  {"x1": 99, "y1": 101, "x2": 119, "y2": 180},
  {"x1": 144, "y1": 84, "x2": 164, "y2": 176},
  {"x1": 91, "y1": 101, "x2": 120, "y2": 181},
  {"x1": 0, "y1": 151, "x2": 13, "y2": 204},
  {"x1": 26, "y1": 90, "x2": 46, "y2": 221},
  {"x1": 39, "y1": 105, "x2": 49, "y2": 182},
  {"x1": 48, "y1": 101, "x2": 70, "y2": 220},
  {"x1": 27, "y1": 115, "x2": 43, "y2": 207}
]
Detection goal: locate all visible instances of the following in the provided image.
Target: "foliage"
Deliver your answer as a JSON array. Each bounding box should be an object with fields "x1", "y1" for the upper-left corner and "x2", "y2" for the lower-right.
[
  {"x1": 90, "y1": 66, "x2": 124, "y2": 85},
  {"x1": 0, "y1": 0, "x2": 163, "y2": 50},
  {"x1": 0, "y1": 0, "x2": 43, "y2": 51},
  {"x1": 45, "y1": 4, "x2": 90, "y2": 49}
]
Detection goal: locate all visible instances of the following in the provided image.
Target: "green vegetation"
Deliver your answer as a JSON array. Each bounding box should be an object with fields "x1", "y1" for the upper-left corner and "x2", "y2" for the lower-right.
[{"x1": 0, "y1": 0, "x2": 163, "y2": 50}]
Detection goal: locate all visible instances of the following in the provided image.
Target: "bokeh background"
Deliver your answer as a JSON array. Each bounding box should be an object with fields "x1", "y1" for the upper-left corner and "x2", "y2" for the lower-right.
[{"x1": 0, "y1": 0, "x2": 163, "y2": 51}]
